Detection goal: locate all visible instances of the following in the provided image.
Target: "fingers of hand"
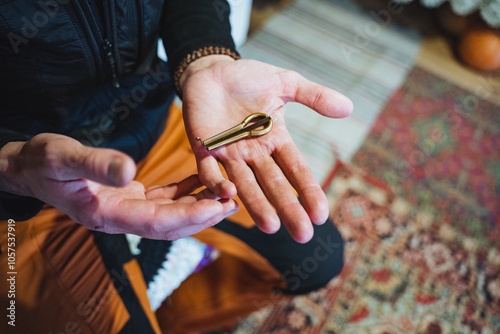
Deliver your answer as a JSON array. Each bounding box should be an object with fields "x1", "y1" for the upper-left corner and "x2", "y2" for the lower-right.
[
  {"x1": 283, "y1": 71, "x2": 353, "y2": 118},
  {"x1": 80, "y1": 148, "x2": 136, "y2": 187},
  {"x1": 198, "y1": 156, "x2": 236, "y2": 198},
  {"x1": 145, "y1": 177, "x2": 222, "y2": 207},
  {"x1": 40, "y1": 135, "x2": 136, "y2": 186},
  {"x1": 145, "y1": 174, "x2": 203, "y2": 200},
  {"x1": 274, "y1": 143, "x2": 330, "y2": 226},
  {"x1": 193, "y1": 187, "x2": 223, "y2": 201},
  {"x1": 103, "y1": 196, "x2": 238, "y2": 240},
  {"x1": 142, "y1": 198, "x2": 238, "y2": 239},
  {"x1": 224, "y1": 160, "x2": 281, "y2": 234},
  {"x1": 155, "y1": 199, "x2": 237, "y2": 239},
  {"x1": 251, "y1": 155, "x2": 314, "y2": 243}
]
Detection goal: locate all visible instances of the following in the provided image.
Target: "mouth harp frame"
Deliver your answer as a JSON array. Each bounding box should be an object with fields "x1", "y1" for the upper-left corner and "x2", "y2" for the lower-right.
[{"x1": 202, "y1": 113, "x2": 273, "y2": 151}]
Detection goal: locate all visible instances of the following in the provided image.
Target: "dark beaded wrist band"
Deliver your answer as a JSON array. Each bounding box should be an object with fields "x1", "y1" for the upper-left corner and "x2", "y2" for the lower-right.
[{"x1": 173, "y1": 46, "x2": 240, "y2": 97}]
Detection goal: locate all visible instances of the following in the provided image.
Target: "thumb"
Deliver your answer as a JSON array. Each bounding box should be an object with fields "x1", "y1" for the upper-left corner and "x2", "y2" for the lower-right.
[
  {"x1": 51, "y1": 138, "x2": 136, "y2": 187},
  {"x1": 283, "y1": 71, "x2": 353, "y2": 118}
]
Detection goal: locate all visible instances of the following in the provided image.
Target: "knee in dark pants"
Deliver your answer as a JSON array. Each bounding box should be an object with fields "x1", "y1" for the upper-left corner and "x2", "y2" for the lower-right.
[
  {"x1": 214, "y1": 217, "x2": 345, "y2": 296},
  {"x1": 280, "y1": 223, "x2": 344, "y2": 295}
]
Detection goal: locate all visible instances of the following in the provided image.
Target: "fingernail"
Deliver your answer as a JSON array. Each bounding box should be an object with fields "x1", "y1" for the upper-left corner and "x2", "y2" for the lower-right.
[
  {"x1": 224, "y1": 209, "x2": 238, "y2": 219},
  {"x1": 224, "y1": 201, "x2": 239, "y2": 218},
  {"x1": 108, "y1": 158, "x2": 123, "y2": 185}
]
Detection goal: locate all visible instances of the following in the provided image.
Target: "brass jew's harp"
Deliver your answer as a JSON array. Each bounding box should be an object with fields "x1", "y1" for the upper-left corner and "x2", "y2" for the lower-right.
[{"x1": 202, "y1": 113, "x2": 273, "y2": 151}]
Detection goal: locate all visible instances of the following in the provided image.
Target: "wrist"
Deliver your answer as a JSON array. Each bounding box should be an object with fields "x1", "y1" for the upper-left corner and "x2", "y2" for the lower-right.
[
  {"x1": 179, "y1": 55, "x2": 235, "y2": 90},
  {"x1": 174, "y1": 46, "x2": 240, "y2": 97},
  {"x1": 0, "y1": 141, "x2": 28, "y2": 196}
]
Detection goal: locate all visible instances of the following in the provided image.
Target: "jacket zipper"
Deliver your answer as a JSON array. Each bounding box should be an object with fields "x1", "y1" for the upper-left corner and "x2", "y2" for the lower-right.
[
  {"x1": 83, "y1": 0, "x2": 120, "y2": 88},
  {"x1": 135, "y1": 0, "x2": 145, "y2": 65},
  {"x1": 103, "y1": 39, "x2": 120, "y2": 88}
]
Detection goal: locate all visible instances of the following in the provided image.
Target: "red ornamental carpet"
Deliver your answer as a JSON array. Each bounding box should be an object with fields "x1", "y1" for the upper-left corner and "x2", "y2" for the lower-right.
[{"x1": 232, "y1": 67, "x2": 500, "y2": 333}]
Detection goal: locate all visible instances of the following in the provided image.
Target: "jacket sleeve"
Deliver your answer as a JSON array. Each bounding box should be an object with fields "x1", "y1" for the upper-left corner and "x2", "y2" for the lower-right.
[
  {"x1": 0, "y1": 132, "x2": 45, "y2": 221},
  {"x1": 160, "y1": 0, "x2": 238, "y2": 78}
]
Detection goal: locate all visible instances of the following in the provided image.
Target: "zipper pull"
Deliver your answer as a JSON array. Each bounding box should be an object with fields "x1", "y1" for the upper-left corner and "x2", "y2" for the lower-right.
[{"x1": 103, "y1": 39, "x2": 120, "y2": 88}]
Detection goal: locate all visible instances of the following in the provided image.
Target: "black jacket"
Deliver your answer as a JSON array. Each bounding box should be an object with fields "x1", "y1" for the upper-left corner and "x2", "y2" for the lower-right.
[{"x1": 0, "y1": 0, "x2": 237, "y2": 220}]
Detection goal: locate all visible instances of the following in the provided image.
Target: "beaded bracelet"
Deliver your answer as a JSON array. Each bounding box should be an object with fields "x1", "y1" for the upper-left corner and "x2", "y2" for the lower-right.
[{"x1": 173, "y1": 46, "x2": 241, "y2": 97}]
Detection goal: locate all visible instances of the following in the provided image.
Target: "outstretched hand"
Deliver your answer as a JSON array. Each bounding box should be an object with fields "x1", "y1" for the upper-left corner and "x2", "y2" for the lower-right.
[
  {"x1": 0, "y1": 133, "x2": 238, "y2": 239},
  {"x1": 180, "y1": 56, "x2": 353, "y2": 243}
]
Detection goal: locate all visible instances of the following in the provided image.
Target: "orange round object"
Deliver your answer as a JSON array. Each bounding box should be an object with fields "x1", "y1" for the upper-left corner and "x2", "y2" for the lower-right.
[{"x1": 458, "y1": 28, "x2": 500, "y2": 71}]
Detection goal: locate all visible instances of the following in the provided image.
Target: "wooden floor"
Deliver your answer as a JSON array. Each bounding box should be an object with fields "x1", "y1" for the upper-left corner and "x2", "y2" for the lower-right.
[{"x1": 417, "y1": 36, "x2": 500, "y2": 106}]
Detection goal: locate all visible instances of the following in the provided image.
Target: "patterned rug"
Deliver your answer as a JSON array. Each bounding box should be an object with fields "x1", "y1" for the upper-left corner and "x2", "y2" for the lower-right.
[
  {"x1": 231, "y1": 67, "x2": 500, "y2": 333},
  {"x1": 351, "y1": 67, "x2": 500, "y2": 249}
]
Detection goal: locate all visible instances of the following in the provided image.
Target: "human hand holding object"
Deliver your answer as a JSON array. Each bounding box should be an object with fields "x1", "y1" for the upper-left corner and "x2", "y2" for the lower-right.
[{"x1": 180, "y1": 56, "x2": 353, "y2": 243}]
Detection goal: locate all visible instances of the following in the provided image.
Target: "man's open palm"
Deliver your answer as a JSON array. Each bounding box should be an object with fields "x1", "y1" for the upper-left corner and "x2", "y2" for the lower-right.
[{"x1": 181, "y1": 58, "x2": 353, "y2": 243}]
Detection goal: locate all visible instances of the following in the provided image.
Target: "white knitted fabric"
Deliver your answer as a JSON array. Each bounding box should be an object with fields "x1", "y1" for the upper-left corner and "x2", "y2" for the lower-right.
[
  {"x1": 393, "y1": 0, "x2": 500, "y2": 26},
  {"x1": 125, "y1": 235, "x2": 216, "y2": 311},
  {"x1": 146, "y1": 238, "x2": 217, "y2": 311}
]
